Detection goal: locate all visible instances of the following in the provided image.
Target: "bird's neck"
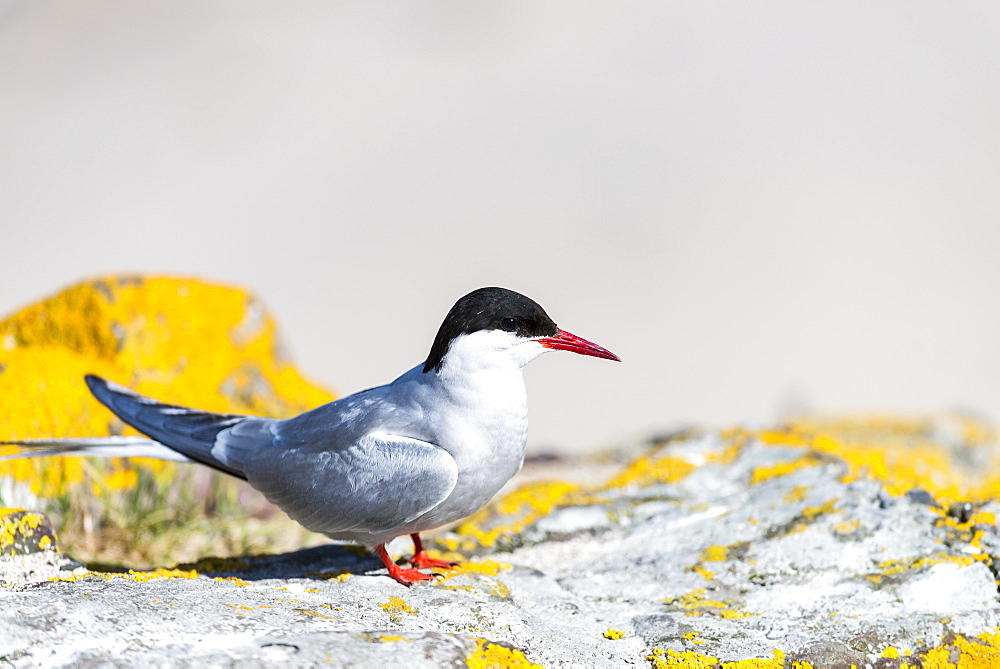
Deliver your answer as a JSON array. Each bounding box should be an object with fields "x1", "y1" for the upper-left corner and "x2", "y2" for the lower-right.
[{"x1": 432, "y1": 357, "x2": 527, "y2": 404}]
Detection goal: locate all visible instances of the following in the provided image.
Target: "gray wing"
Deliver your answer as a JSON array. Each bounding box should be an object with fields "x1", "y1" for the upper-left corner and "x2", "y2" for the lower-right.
[{"x1": 243, "y1": 431, "x2": 458, "y2": 537}]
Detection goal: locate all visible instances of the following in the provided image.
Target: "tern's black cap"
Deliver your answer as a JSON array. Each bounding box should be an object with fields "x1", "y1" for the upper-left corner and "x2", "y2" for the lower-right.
[{"x1": 423, "y1": 287, "x2": 559, "y2": 373}]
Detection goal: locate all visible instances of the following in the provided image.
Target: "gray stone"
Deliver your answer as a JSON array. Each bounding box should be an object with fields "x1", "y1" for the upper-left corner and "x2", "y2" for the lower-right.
[{"x1": 4, "y1": 425, "x2": 1000, "y2": 666}]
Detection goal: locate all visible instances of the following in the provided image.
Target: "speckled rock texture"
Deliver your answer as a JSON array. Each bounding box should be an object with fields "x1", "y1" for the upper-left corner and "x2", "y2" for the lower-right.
[{"x1": 4, "y1": 417, "x2": 1000, "y2": 667}]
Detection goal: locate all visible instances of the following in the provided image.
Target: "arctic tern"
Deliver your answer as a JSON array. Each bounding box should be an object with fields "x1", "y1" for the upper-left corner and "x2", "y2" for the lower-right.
[{"x1": 1, "y1": 287, "x2": 620, "y2": 586}]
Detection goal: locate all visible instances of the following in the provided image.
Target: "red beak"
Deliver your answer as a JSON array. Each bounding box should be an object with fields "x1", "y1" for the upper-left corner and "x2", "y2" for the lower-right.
[{"x1": 537, "y1": 329, "x2": 621, "y2": 362}]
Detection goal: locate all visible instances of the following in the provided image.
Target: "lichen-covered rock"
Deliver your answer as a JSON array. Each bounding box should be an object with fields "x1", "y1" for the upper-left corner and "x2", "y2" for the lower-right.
[
  {"x1": 0, "y1": 275, "x2": 334, "y2": 441},
  {"x1": 0, "y1": 507, "x2": 82, "y2": 587},
  {"x1": 5, "y1": 416, "x2": 1000, "y2": 667},
  {"x1": 0, "y1": 507, "x2": 57, "y2": 556}
]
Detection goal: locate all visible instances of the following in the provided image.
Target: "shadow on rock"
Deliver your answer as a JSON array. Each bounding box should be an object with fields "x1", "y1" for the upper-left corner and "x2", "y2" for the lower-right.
[{"x1": 87, "y1": 543, "x2": 380, "y2": 582}]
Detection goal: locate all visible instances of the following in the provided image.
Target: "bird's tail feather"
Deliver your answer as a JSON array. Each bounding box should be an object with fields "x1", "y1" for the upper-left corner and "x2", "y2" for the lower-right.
[
  {"x1": 0, "y1": 436, "x2": 191, "y2": 463},
  {"x1": 83, "y1": 374, "x2": 252, "y2": 479}
]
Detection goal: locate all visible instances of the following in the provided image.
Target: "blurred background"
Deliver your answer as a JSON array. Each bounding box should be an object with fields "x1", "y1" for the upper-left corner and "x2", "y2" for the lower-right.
[{"x1": 2, "y1": 1, "x2": 999, "y2": 455}]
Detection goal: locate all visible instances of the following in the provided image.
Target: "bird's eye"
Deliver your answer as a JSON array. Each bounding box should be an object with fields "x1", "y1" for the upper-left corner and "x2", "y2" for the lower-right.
[{"x1": 499, "y1": 317, "x2": 517, "y2": 332}]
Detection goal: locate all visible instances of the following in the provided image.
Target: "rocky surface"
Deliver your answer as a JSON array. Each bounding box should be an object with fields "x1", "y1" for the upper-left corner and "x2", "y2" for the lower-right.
[{"x1": 5, "y1": 416, "x2": 1000, "y2": 667}]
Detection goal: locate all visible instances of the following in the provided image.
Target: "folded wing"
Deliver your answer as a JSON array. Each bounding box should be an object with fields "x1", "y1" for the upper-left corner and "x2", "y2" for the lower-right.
[{"x1": 244, "y1": 430, "x2": 458, "y2": 538}]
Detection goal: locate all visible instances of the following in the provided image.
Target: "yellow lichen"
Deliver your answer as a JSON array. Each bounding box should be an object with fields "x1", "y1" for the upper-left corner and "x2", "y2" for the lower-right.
[
  {"x1": 123, "y1": 567, "x2": 199, "y2": 581},
  {"x1": 759, "y1": 416, "x2": 1000, "y2": 505},
  {"x1": 916, "y1": 630, "x2": 1000, "y2": 668},
  {"x1": 466, "y1": 638, "x2": 542, "y2": 669},
  {"x1": 865, "y1": 509, "x2": 995, "y2": 580},
  {"x1": 294, "y1": 609, "x2": 336, "y2": 620},
  {"x1": 800, "y1": 500, "x2": 837, "y2": 521},
  {"x1": 222, "y1": 604, "x2": 254, "y2": 611},
  {"x1": 379, "y1": 596, "x2": 417, "y2": 622},
  {"x1": 749, "y1": 457, "x2": 821, "y2": 486},
  {"x1": 690, "y1": 565, "x2": 715, "y2": 580},
  {"x1": 643, "y1": 626, "x2": 1000, "y2": 667},
  {"x1": 647, "y1": 649, "x2": 787, "y2": 669},
  {"x1": 605, "y1": 428, "x2": 748, "y2": 491},
  {"x1": 689, "y1": 542, "x2": 749, "y2": 580},
  {"x1": 647, "y1": 648, "x2": 717, "y2": 668},
  {"x1": 445, "y1": 481, "x2": 597, "y2": 552},
  {"x1": 50, "y1": 567, "x2": 201, "y2": 583},
  {"x1": 606, "y1": 454, "x2": 697, "y2": 489},
  {"x1": 452, "y1": 559, "x2": 508, "y2": 577},
  {"x1": 604, "y1": 628, "x2": 626, "y2": 640},
  {"x1": 0, "y1": 508, "x2": 56, "y2": 555},
  {"x1": 701, "y1": 545, "x2": 729, "y2": 562},
  {"x1": 878, "y1": 554, "x2": 985, "y2": 578},
  {"x1": 435, "y1": 560, "x2": 511, "y2": 597},
  {"x1": 663, "y1": 588, "x2": 755, "y2": 620}
]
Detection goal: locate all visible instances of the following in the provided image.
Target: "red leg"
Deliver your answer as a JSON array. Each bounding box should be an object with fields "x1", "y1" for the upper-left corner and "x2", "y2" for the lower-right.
[
  {"x1": 373, "y1": 544, "x2": 436, "y2": 586},
  {"x1": 409, "y1": 533, "x2": 460, "y2": 570}
]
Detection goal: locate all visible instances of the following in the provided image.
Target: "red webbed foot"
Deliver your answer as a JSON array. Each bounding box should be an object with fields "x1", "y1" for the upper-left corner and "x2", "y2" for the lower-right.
[
  {"x1": 374, "y1": 544, "x2": 437, "y2": 587},
  {"x1": 387, "y1": 565, "x2": 438, "y2": 587}
]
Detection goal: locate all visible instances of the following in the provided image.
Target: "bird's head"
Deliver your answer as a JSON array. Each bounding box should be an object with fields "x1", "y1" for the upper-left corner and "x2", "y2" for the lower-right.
[{"x1": 423, "y1": 287, "x2": 620, "y2": 375}]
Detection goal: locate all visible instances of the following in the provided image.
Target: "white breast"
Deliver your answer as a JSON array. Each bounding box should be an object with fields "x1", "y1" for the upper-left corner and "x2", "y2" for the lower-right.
[{"x1": 376, "y1": 329, "x2": 549, "y2": 535}]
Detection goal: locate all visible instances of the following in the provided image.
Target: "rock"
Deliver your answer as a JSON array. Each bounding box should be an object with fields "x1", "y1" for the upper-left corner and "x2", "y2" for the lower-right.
[
  {"x1": 0, "y1": 275, "x2": 334, "y2": 442},
  {"x1": 0, "y1": 507, "x2": 85, "y2": 587},
  {"x1": 4, "y1": 414, "x2": 1000, "y2": 666},
  {"x1": 0, "y1": 508, "x2": 57, "y2": 556}
]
